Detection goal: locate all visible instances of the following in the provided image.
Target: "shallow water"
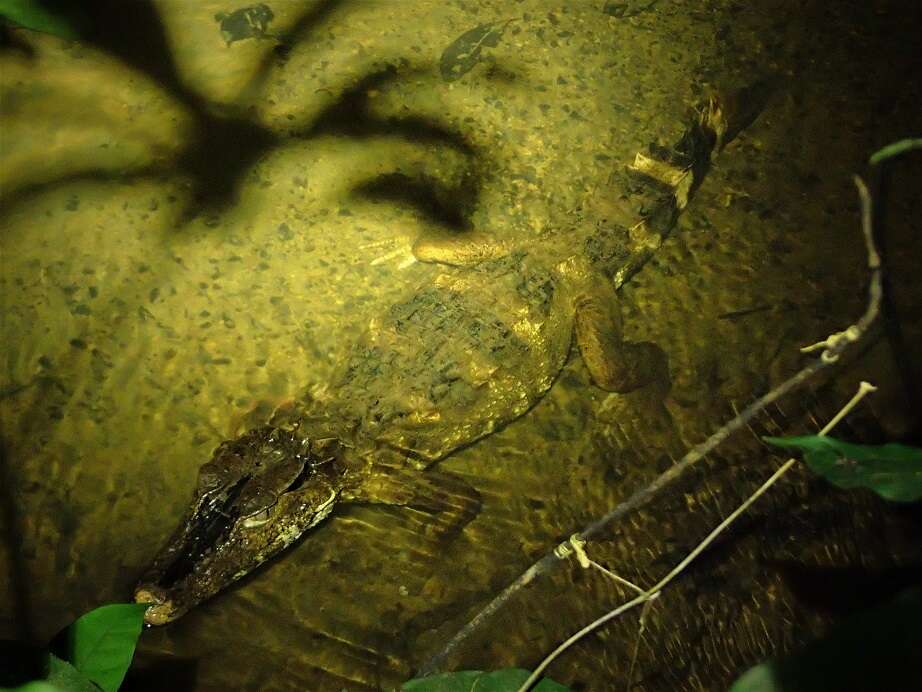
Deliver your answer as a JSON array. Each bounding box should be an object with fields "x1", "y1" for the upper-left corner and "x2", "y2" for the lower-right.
[{"x1": 2, "y1": 1, "x2": 920, "y2": 690}]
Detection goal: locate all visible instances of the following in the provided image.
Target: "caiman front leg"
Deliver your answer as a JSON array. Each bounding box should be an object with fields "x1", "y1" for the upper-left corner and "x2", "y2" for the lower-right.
[
  {"x1": 565, "y1": 264, "x2": 684, "y2": 461},
  {"x1": 340, "y1": 458, "x2": 482, "y2": 539},
  {"x1": 574, "y1": 289, "x2": 670, "y2": 395}
]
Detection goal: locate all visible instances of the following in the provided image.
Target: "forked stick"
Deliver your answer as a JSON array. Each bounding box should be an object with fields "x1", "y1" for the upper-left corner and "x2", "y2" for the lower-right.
[{"x1": 519, "y1": 379, "x2": 877, "y2": 691}]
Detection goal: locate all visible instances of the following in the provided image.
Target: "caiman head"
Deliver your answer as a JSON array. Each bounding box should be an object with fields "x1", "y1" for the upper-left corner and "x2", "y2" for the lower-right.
[{"x1": 134, "y1": 425, "x2": 344, "y2": 625}]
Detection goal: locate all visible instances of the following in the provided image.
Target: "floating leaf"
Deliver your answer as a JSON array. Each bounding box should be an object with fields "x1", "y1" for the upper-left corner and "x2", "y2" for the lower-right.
[
  {"x1": 403, "y1": 668, "x2": 571, "y2": 692},
  {"x1": 55, "y1": 603, "x2": 149, "y2": 692},
  {"x1": 213, "y1": 3, "x2": 275, "y2": 46},
  {"x1": 439, "y1": 19, "x2": 515, "y2": 82},
  {"x1": 869, "y1": 138, "x2": 922, "y2": 165},
  {"x1": 763, "y1": 435, "x2": 922, "y2": 502},
  {"x1": 730, "y1": 587, "x2": 922, "y2": 691},
  {"x1": 0, "y1": 0, "x2": 83, "y2": 39}
]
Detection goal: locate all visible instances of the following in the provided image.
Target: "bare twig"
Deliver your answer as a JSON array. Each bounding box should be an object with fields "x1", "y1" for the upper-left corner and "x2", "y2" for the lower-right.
[
  {"x1": 418, "y1": 175, "x2": 882, "y2": 678},
  {"x1": 626, "y1": 595, "x2": 658, "y2": 691}
]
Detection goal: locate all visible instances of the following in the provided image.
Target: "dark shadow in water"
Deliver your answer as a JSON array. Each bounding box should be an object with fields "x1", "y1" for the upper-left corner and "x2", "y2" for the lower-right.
[
  {"x1": 81, "y1": 0, "x2": 164, "y2": 88},
  {"x1": 0, "y1": 1, "x2": 491, "y2": 238},
  {"x1": 0, "y1": 165, "x2": 170, "y2": 218},
  {"x1": 171, "y1": 113, "x2": 281, "y2": 221},
  {"x1": 65, "y1": 0, "x2": 328, "y2": 218},
  {"x1": 304, "y1": 65, "x2": 472, "y2": 147},
  {"x1": 0, "y1": 437, "x2": 34, "y2": 642},
  {"x1": 772, "y1": 559, "x2": 922, "y2": 616},
  {"x1": 0, "y1": 0, "x2": 341, "y2": 219},
  {"x1": 354, "y1": 172, "x2": 474, "y2": 232},
  {"x1": 873, "y1": 163, "x2": 922, "y2": 442},
  {"x1": 121, "y1": 651, "x2": 199, "y2": 692},
  {"x1": 0, "y1": 67, "x2": 484, "y2": 238}
]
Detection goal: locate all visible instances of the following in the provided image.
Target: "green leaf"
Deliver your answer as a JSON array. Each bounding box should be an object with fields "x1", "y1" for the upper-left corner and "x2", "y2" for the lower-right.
[
  {"x1": 2, "y1": 682, "x2": 67, "y2": 692},
  {"x1": 763, "y1": 435, "x2": 922, "y2": 502},
  {"x1": 730, "y1": 587, "x2": 922, "y2": 691},
  {"x1": 57, "y1": 604, "x2": 149, "y2": 692},
  {"x1": 44, "y1": 654, "x2": 99, "y2": 692},
  {"x1": 869, "y1": 138, "x2": 922, "y2": 165},
  {"x1": 729, "y1": 661, "x2": 783, "y2": 692},
  {"x1": 0, "y1": 0, "x2": 82, "y2": 40},
  {"x1": 403, "y1": 668, "x2": 571, "y2": 692}
]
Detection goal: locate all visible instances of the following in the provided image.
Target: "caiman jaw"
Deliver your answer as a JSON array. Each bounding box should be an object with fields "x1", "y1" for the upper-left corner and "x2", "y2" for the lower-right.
[{"x1": 134, "y1": 426, "x2": 342, "y2": 625}]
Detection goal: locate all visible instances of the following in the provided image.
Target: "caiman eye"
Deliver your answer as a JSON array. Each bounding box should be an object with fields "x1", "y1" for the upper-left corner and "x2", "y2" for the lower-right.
[
  {"x1": 239, "y1": 487, "x2": 276, "y2": 518},
  {"x1": 196, "y1": 463, "x2": 223, "y2": 491}
]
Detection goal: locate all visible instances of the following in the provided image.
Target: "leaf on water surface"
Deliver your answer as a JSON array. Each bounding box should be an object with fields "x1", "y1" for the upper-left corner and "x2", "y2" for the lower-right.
[
  {"x1": 213, "y1": 3, "x2": 276, "y2": 46},
  {"x1": 763, "y1": 435, "x2": 922, "y2": 502},
  {"x1": 402, "y1": 668, "x2": 571, "y2": 692},
  {"x1": 55, "y1": 603, "x2": 149, "y2": 692},
  {"x1": 439, "y1": 19, "x2": 516, "y2": 82}
]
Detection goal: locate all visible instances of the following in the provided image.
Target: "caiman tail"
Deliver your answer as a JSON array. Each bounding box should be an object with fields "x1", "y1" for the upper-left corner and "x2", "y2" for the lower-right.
[{"x1": 609, "y1": 79, "x2": 774, "y2": 290}]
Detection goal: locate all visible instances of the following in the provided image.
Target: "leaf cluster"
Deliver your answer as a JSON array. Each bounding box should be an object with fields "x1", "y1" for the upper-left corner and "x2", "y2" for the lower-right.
[{"x1": 2, "y1": 604, "x2": 148, "y2": 692}]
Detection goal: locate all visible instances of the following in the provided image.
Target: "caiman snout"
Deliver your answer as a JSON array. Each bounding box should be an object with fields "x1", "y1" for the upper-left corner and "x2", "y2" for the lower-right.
[{"x1": 135, "y1": 425, "x2": 343, "y2": 624}]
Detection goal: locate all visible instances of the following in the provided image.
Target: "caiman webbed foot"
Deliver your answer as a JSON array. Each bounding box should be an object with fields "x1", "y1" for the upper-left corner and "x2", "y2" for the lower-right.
[{"x1": 343, "y1": 463, "x2": 482, "y2": 539}]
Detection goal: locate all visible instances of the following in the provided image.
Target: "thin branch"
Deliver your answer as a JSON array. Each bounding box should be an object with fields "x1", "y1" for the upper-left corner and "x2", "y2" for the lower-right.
[
  {"x1": 418, "y1": 175, "x2": 883, "y2": 677},
  {"x1": 518, "y1": 379, "x2": 877, "y2": 692}
]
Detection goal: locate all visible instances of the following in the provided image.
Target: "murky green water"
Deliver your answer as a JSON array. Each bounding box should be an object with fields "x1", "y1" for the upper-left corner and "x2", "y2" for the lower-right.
[{"x1": 2, "y1": 1, "x2": 920, "y2": 690}]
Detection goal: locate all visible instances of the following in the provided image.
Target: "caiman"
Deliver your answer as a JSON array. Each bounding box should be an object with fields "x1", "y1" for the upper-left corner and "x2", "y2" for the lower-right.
[{"x1": 135, "y1": 83, "x2": 769, "y2": 625}]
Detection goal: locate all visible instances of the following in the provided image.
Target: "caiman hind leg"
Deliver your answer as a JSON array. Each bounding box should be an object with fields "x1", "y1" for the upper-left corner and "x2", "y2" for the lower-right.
[
  {"x1": 412, "y1": 230, "x2": 509, "y2": 267},
  {"x1": 341, "y1": 460, "x2": 482, "y2": 539}
]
